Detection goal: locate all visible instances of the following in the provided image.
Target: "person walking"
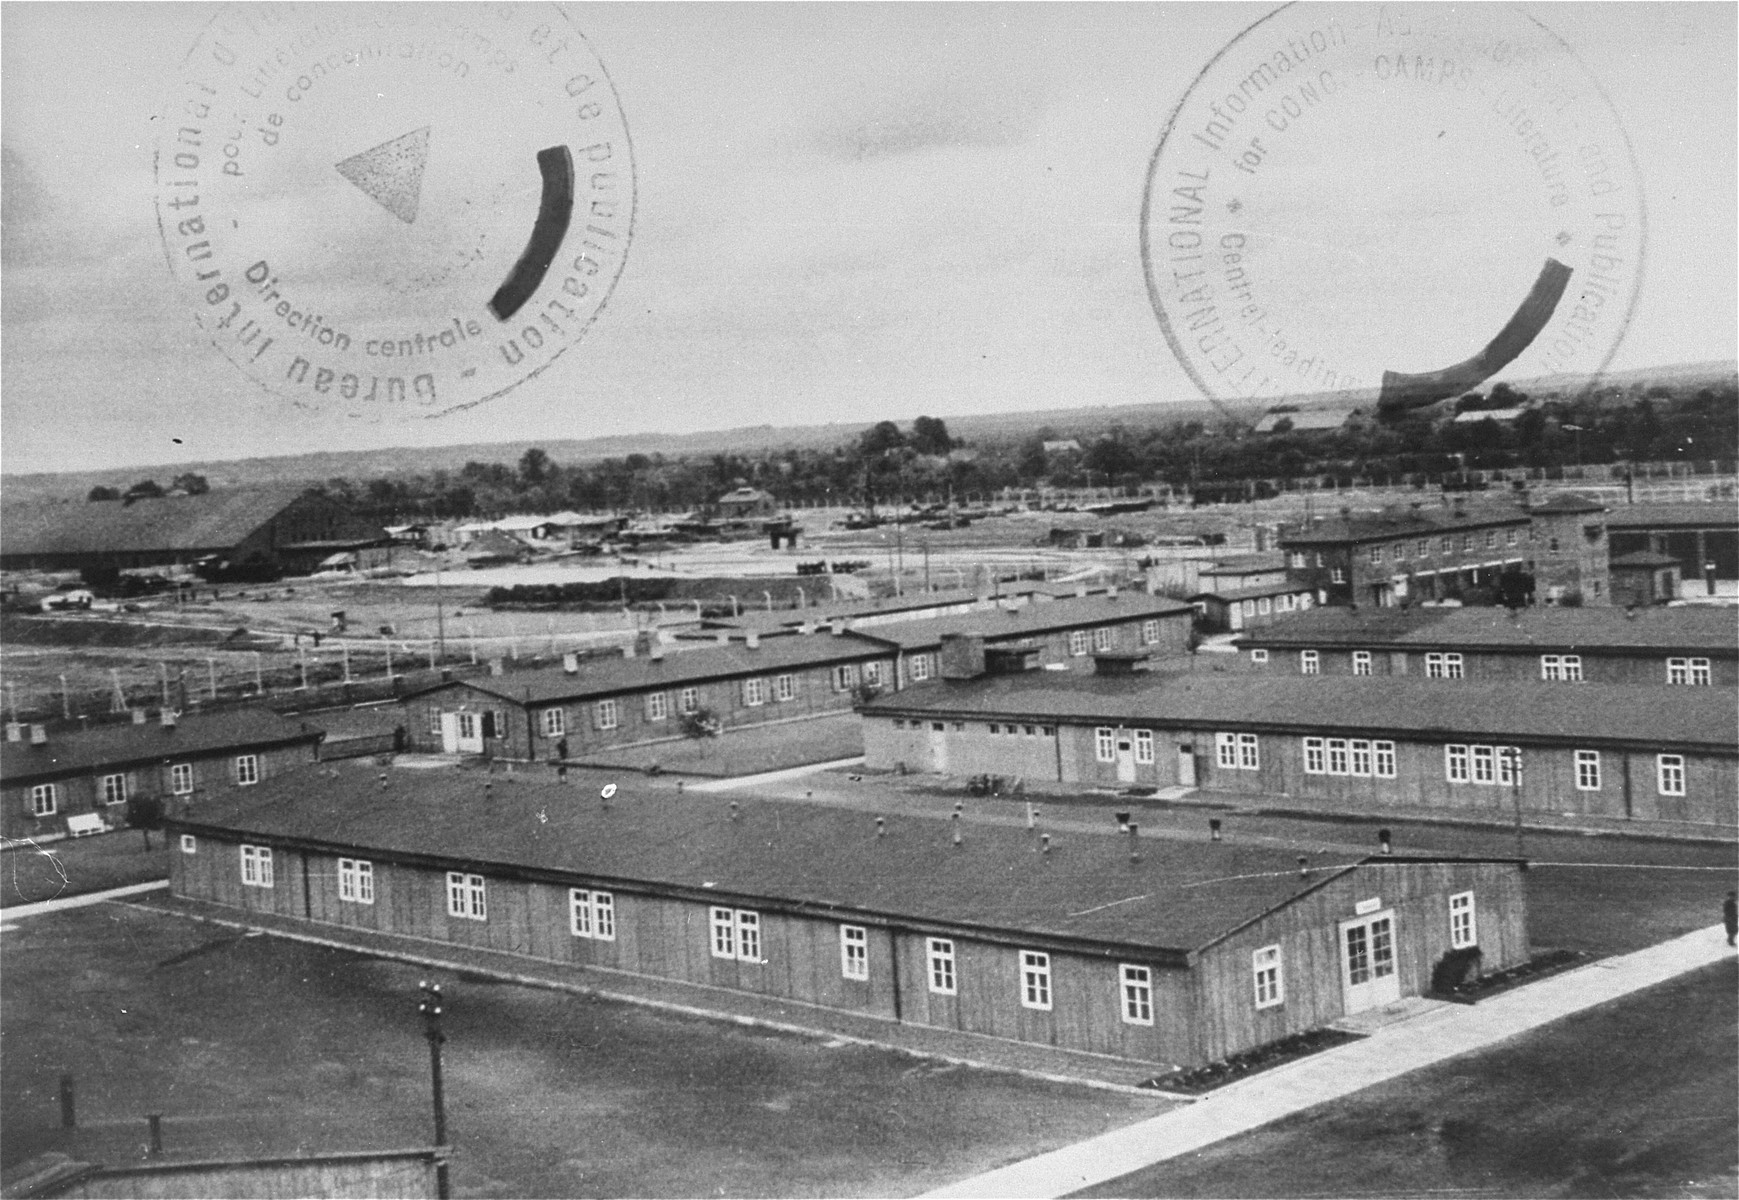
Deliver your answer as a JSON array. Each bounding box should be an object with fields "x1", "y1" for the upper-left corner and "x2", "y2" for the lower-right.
[{"x1": 1724, "y1": 890, "x2": 1738, "y2": 947}]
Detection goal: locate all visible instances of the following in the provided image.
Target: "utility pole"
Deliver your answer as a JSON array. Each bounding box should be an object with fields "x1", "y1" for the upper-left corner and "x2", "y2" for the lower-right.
[
  {"x1": 434, "y1": 560, "x2": 447, "y2": 665},
  {"x1": 418, "y1": 980, "x2": 451, "y2": 1200}
]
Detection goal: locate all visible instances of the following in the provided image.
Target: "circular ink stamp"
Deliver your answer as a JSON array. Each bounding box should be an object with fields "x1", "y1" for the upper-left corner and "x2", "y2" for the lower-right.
[
  {"x1": 155, "y1": 4, "x2": 634, "y2": 419},
  {"x1": 1143, "y1": 3, "x2": 1644, "y2": 414}
]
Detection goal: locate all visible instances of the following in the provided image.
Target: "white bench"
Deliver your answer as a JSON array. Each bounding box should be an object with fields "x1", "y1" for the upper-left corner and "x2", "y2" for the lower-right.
[{"x1": 65, "y1": 814, "x2": 108, "y2": 838}]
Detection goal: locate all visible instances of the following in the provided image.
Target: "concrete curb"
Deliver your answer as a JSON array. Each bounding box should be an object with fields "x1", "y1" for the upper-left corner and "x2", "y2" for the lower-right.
[{"x1": 0, "y1": 880, "x2": 169, "y2": 923}]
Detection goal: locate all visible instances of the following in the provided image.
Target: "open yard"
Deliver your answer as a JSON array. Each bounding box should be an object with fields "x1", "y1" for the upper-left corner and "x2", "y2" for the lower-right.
[
  {"x1": 1074, "y1": 957, "x2": 1739, "y2": 1199},
  {"x1": 0, "y1": 905, "x2": 1155, "y2": 1198},
  {"x1": 0, "y1": 830, "x2": 169, "y2": 909},
  {"x1": 572, "y1": 713, "x2": 865, "y2": 777}
]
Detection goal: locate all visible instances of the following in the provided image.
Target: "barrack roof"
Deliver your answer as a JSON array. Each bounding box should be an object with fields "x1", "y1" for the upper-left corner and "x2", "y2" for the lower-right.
[{"x1": 1234, "y1": 605, "x2": 1738, "y2": 655}]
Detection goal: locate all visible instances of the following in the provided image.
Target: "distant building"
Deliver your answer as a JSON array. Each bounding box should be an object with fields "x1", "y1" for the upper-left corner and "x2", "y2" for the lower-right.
[
  {"x1": 1235, "y1": 605, "x2": 1737, "y2": 686},
  {"x1": 463, "y1": 529, "x2": 533, "y2": 567},
  {"x1": 0, "y1": 487, "x2": 386, "y2": 578},
  {"x1": 1606, "y1": 502, "x2": 1739, "y2": 599},
  {"x1": 1278, "y1": 501, "x2": 1533, "y2": 608},
  {"x1": 1193, "y1": 553, "x2": 1291, "y2": 596},
  {"x1": 1524, "y1": 494, "x2": 1611, "y2": 604},
  {"x1": 166, "y1": 764, "x2": 1530, "y2": 1069},
  {"x1": 715, "y1": 487, "x2": 778, "y2": 519},
  {"x1": 1252, "y1": 408, "x2": 1355, "y2": 434},
  {"x1": 1192, "y1": 581, "x2": 1318, "y2": 633},
  {"x1": 1609, "y1": 551, "x2": 1682, "y2": 607},
  {"x1": 0, "y1": 708, "x2": 322, "y2": 841},
  {"x1": 860, "y1": 657, "x2": 1737, "y2": 830}
]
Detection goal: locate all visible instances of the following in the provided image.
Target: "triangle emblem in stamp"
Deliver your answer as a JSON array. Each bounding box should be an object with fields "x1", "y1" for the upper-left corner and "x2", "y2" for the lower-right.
[{"x1": 335, "y1": 127, "x2": 431, "y2": 225}]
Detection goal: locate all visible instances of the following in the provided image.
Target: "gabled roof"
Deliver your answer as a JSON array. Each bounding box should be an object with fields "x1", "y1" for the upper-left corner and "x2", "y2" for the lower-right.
[
  {"x1": 861, "y1": 672, "x2": 1738, "y2": 752},
  {"x1": 1233, "y1": 605, "x2": 1737, "y2": 655},
  {"x1": 419, "y1": 633, "x2": 893, "y2": 705},
  {"x1": 0, "y1": 707, "x2": 322, "y2": 785},
  {"x1": 1280, "y1": 504, "x2": 1530, "y2": 547},
  {"x1": 1605, "y1": 503, "x2": 1739, "y2": 531},
  {"x1": 854, "y1": 593, "x2": 1192, "y2": 652},
  {"x1": 1192, "y1": 580, "x2": 1316, "y2": 603},
  {"x1": 166, "y1": 761, "x2": 1508, "y2": 956},
  {"x1": 0, "y1": 486, "x2": 323, "y2": 559},
  {"x1": 1526, "y1": 493, "x2": 1607, "y2": 515}
]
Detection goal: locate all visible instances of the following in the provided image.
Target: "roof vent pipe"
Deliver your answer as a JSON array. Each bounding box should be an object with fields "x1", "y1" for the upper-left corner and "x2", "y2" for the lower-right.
[
  {"x1": 1128, "y1": 821, "x2": 1141, "y2": 862},
  {"x1": 1040, "y1": 833, "x2": 1052, "y2": 854},
  {"x1": 1209, "y1": 817, "x2": 1222, "y2": 841},
  {"x1": 952, "y1": 812, "x2": 963, "y2": 846},
  {"x1": 746, "y1": 631, "x2": 760, "y2": 650},
  {"x1": 650, "y1": 639, "x2": 666, "y2": 661},
  {"x1": 875, "y1": 816, "x2": 886, "y2": 838},
  {"x1": 1379, "y1": 828, "x2": 1393, "y2": 855},
  {"x1": 1297, "y1": 854, "x2": 1309, "y2": 878}
]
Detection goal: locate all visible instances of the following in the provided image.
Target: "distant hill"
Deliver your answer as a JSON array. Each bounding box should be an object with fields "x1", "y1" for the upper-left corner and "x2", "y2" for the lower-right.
[{"x1": 4, "y1": 361, "x2": 1730, "y2": 506}]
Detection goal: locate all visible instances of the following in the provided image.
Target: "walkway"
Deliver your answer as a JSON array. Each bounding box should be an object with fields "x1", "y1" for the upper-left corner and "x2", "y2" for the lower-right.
[
  {"x1": 688, "y1": 755, "x2": 865, "y2": 792},
  {"x1": 0, "y1": 880, "x2": 168, "y2": 927},
  {"x1": 923, "y1": 924, "x2": 1737, "y2": 1198}
]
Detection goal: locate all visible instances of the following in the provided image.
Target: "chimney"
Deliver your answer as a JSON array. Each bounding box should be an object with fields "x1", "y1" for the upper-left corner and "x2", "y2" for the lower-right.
[
  {"x1": 746, "y1": 631, "x2": 760, "y2": 650},
  {"x1": 938, "y1": 633, "x2": 987, "y2": 680},
  {"x1": 830, "y1": 619, "x2": 847, "y2": 636},
  {"x1": 489, "y1": 658, "x2": 505, "y2": 676},
  {"x1": 715, "y1": 632, "x2": 731, "y2": 646},
  {"x1": 1107, "y1": 584, "x2": 1119, "y2": 599},
  {"x1": 622, "y1": 641, "x2": 636, "y2": 659},
  {"x1": 29, "y1": 724, "x2": 47, "y2": 746},
  {"x1": 4, "y1": 723, "x2": 21, "y2": 743},
  {"x1": 799, "y1": 620, "x2": 815, "y2": 636},
  {"x1": 1075, "y1": 584, "x2": 1088, "y2": 598},
  {"x1": 159, "y1": 710, "x2": 177, "y2": 730},
  {"x1": 131, "y1": 709, "x2": 147, "y2": 725},
  {"x1": 650, "y1": 640, "x2": 665, "y2": 661},
  {"x1": 563, "y1": 652, "x2": 580, "y2": 674}
]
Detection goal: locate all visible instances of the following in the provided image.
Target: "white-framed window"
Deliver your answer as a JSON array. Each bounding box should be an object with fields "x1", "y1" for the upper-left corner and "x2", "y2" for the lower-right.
[
  {"x1": 1495, "y1": 746, "x2": 1521, "y2": 786},
  {"x1": 710, "y1": 907, "x2": 761, "y2": 961},
  {"x1": 1300, "y1": 649, "x2": 1320, "y2": 675},
  {"x1": 240, "y1": 844, "x2": 274, "y2": 888},
  {"x1": 1417, "y1": 538, "x2": 1429, "y2": 557},
  {"x1": 863, "y1": 662, "x2": 884, "y2": 688},
  {"x1": 1238, "y1": 732, "x2": 1259, "y2": 770},
  {"x1": 170, "y1": 763, "x2": 194, "y2": 795},
  {"x1": 1092, "y1": 627, "x2": 1113, "y2": 653},
  {"x1": 456, "y1": 712, "x2": 478, "y2": 742},
  {"x1": 1461, "y1": 533, "x2": 1473, "y2": 551},
  {"x1": 446, "y1": 872, "x2": 486, "y2": 920},
  {"x1": 1257, "y1": 597, "x2": 1272, "y2": 615},
  {"x1": 1445, "y1": 744, "x2": 1470, "y2": 783},
  {"x1": 1471, "y1": 744, "x2": 1495, "y2": 784},
  {"x1": 338, "y1": 858, "x2": 374, "y2": 904},
  {"x1": 927, "y1": 937, "x2": 957, "y2": 994},
  {"x1": 1506, "y1": 527, "x2": 1518, "y2": 545},
  {"x1": 430, "y1": 708, "x2": 445, "y2": 736},
  {"x1": 909, "y1": 653, "x2": 931, "y2": 682},
  {"x1": 1349, "y1": 739, "x2": 1372, "y2": 777},
  {"x1": 1303, "y1": 737, "x2": 1325, "y2": 774},
  {"x1": 1657, "y1": 754, "x2": 1686, "y2": 796},
  {"x1": 1668, "y1": 657, "x2": 1712, "y2": 686},
  {"x1": 840, "y1": 924, "x2": 868, "y2": 980},
  {"x1": 570, "y1": 889, "x2": 616, "y2": 940},
  {"x1": 1439, "y1": 534, "x2": 1452, "y2": 553},
  {"x1": 646, "y1": 691, "x2": 669, "y2": 722},
  {"x1": 1289, "y1": 551, "x2": 1307, "y2": 568},
  {"x1": 540, "y1": 707, "x2": 566, "y2": 737},
  {"x1": 1141, "y1": 619, "x2": 1161, "y2": 645},
  {"x1": 1020, "y1": 951, "x2": 1052, "y2": 1011},
  {"x1": 1277, "y1": 594, "x2": 1293, "y2": 612},
  {"x1": 1326, "y1": 738, "x2": 1349, "y2": 775},
  {"x1": 1485, "y1": 530, "x2": 1497, "y2": 549},
  {"x1": 1352, "y1": 650, "x2": 1372, "y2": 676},
  {"x1": 1690, "y1": 658, "x2": 1712, "y2": 685},
  {"x1": 833, "y1": 664, "x2": 858, "y2": 691},
  {"x1": 1450, "y1": 892, "x2": 1477, "y2": 948},
  {"x1": 100, "y1": 773, "x2": 127, "y2": 805},
  {"x1": 1425, "y1": 652, "x2": 1464, "y2": 679},
  {"x1": 774, "y1": 673, "x2": 797, "y2": 702},
  {"x1": 1216, "y1": 732, "x2": 1238, "y2": 768},
  {"x1": 1069, "y1": 630, "x2": 1090, "y2": 657},
  {"x1": 1541, "y1": 654, "x2": 1584, "y2": 682},
  {"x1": 235, "y1": 754, "x2": 259, "y2": 785},
  {"x1": 742, "y1": 677, "x2": 767, "y2": 706},
  {"x1": 679, "y1": 687, "x2": 699, "y2": 715},
  {"x1": 1575, "y1": 749, "x2": 1601, "y2": 791},
  {"x1": 1250, "y1": 648, "x2": 1269, "y2": 664},
  {"x1": 1330, "y1": 567, "x2": 1346, "y2": 584},
  {"x1": 179, "y1": 834, "x2": 197, "y2": 854},
  {"x1": 1253, "y1": 944, "x2": 1284, "y2": 1008},
  {"x1": 1096, "y1": 727, "x2": 1116, "y2": 762},
  {"x1": 594, "y1": 698, "x2": 619, "y2": 730},
  {"x1": 1368, "y1": 545, "x2": 1382, "y2": 565},
  {"x1": 1374, "y1": 740, "x2": 1397, "y2": 778},
  {"x1": 28, "y1": 783, "x2": 57, "y2": 817},
  {"x1": 1242, "y1": 599, "x2": 1256, "y2": 617},
  {"x1": 1134, "y1": 729, "x2": 1154, "y2": 764},
  {"x1": 1120, "y1": 964, "x2": 1153, "y2": 1025}
]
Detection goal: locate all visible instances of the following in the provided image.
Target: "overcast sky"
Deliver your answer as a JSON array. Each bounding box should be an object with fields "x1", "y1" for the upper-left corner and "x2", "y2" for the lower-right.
[{"x1": 3, "y1": 2, "x2": 1734, "y2": 476}]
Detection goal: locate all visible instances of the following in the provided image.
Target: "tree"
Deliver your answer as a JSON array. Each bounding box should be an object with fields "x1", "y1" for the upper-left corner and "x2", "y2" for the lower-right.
[
  {"x1": 171, "y1": 472, "x2": 210, "y2": 495},
  {"x1": 910, "y1": 416, "x2": 955, "y2": 456},
  {"x1": 519, "y1": 447, "x2": 552, "y2": 486},
  {"x1": 859, "y1": 421, "x2": 906, "y2": 458},
  {"x1": 123, "y1": 479, "x2": 164, "y2": 500},
  {"x1": 87, "y1": 485, "x2": 120, "y2": 501}
]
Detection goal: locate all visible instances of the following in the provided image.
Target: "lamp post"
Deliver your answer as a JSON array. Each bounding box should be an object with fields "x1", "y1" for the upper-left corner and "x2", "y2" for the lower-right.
[
  {"x1": 418, "y1": 980, "x2": 451, "y2": 1200},
  {"x1": 1562, "y1": 423, "x2": 1585, "y2": 474}
]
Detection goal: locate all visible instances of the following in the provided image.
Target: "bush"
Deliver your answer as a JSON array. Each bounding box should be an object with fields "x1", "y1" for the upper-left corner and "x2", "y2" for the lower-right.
[
  {"x1": 487, "y1": 578, "x2": 679, "y2": 608},
  {"x1": 681, "y1": 706, "x2": 721, "y2": 738}
]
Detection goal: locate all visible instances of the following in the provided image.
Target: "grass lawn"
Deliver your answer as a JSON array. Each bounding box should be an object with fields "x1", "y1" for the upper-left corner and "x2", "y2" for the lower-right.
[
  {"x1": 1074, "y1": 957, "x2": 1739, "y2": 1199},
  {"x1": 0, "y1": 831, "x2": 170, "y2": 909},
  {"x1": 574, "y1": 713, "x2": 864, "y2": 777},
  {"x1": 1, "y1": 905, "x2": 1153, "y2": 1198}
]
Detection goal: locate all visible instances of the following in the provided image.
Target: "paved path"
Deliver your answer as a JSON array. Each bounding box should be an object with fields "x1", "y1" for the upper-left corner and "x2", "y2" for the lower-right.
[
  {"x1": 688, "y1": 756, "x2": 865, "y2": 792},
  {"x1": 925, "y1": 924, "x2": 1738, "y2": 1198},
  {"x1": 0, "y1": 880, "x2": 168, "y2": 926}
]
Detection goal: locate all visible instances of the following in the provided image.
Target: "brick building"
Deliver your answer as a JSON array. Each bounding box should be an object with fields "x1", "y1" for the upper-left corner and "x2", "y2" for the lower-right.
[
  {"x1": 165, "y1": 767, "x2": 1529, "y2": 1070},
  {"x1": 1, "y1": 708, "x2": 322, "y2": 841},
  {"x1": 1278, "y1": 502, "x2": 1533, "y2": 608},
  {"x1": 1234, "y1": 605, "x2": 1737, "y2": 686}
]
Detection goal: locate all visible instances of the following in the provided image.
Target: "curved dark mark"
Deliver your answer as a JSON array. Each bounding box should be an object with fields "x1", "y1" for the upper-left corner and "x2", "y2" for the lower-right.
[
  {"x1": 489, "y1": 146, "x2": 575, "y2": 322},
  {"x1": 1378, "y1": 257, "x2": 1573, "y2": 413}
]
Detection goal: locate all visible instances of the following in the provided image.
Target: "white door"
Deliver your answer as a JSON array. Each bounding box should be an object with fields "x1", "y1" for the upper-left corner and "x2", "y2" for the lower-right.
[
  {"x1": 1340, "y1": 910, "x2": 1401, "y2": 1013},
  {"x1": 455, "y1": 711, "x2": 484, "y2": 754},
  {"x1": 928, "y1": 722, "x2": 948, "y2": 774},
  {"x1": 1177, "y1": 745, "x2": 1197, "y2": 787},
  {"x1": 1115, "y1": 732, "x2": 1136, "y2": 783},
  {"x1": 440, "y1": 712, "x2": 460, "y2": 754}
]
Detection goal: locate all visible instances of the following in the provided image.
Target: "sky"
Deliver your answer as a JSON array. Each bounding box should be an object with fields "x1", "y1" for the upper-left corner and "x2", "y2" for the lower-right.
[{"x1": 2, "y1": 2, "x2": 1735, "y2": 476}]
